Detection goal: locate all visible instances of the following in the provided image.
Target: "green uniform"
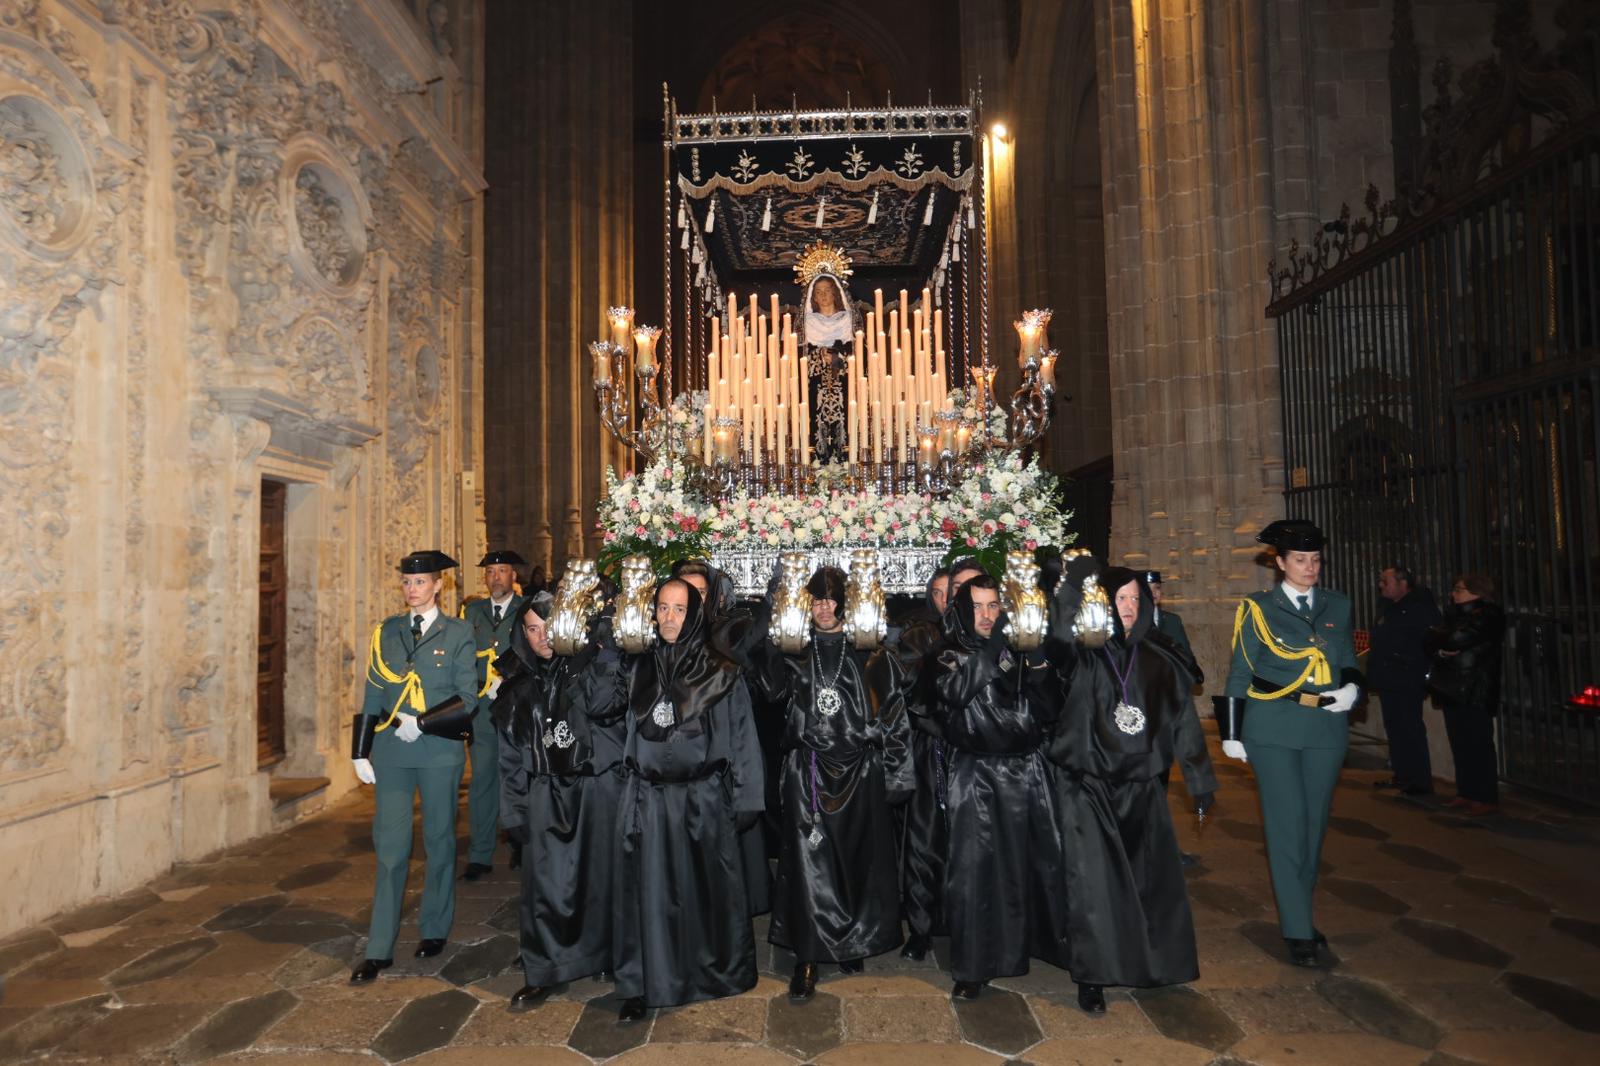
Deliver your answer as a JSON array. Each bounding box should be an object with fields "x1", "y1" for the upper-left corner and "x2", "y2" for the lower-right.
[
  {"x1": 360, "y1": 610, "x2": 477, "y2": 960},
  {"x1": 1224, "y1": 585, "x2": 1358, "y2": 941},
  {"x1": 460, "y1": 594, "x2": 525, "y2": 865},
  {"x1": 1154, "y1": 608, "x2": 1193, "y2": 658}
]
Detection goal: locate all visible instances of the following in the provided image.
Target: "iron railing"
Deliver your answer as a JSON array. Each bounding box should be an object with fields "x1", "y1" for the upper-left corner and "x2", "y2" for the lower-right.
[{"x1": 1268, "y1": 117, "x2": 1600, "y2": 802}]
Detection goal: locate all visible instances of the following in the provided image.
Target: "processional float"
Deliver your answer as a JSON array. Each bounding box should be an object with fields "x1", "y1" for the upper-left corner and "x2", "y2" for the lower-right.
[{"x1": 554, "y1": 91, "x2": 1079, "y2": 654}]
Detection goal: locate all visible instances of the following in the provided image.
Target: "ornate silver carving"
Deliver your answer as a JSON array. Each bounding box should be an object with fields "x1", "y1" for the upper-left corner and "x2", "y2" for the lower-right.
[{"x1": 716, "y1": 546, "x2": 947, "y2": 596}]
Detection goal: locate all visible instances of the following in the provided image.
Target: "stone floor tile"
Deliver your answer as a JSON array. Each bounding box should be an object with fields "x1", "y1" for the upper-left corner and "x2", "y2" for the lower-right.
[
  {"x1": 1498, "y1": 972, "x2": 1600, "y2": 1032},
  {"x1": 0, "y1": 994, "x2": 113, "y2": 1059},
  {"x1": 1436, "y1": 1028, "x2": 1600, "y2": 1065},
  {"x1": 1337, "y1": 927, "x2": 1505, "y2": 985},
  {"x1": 1391, "y1": 917, "x2": 1513, "y2": 969},
  {"x1": 171, "y1": 988, "x2": 299, "y2": 1064},
  {"x1": 1316, "y1": 976, "x2": 1443, "y2": 1049},
  {"x1": 437, "y1": 933, "x2": 518, "y2": 986},
  {"x1": 179, "y1": 930, "x2": 305, "y2": 978},
  {"x1": 119, "y1": 971, "x2": 281, "y2": 1006},
  {"x1": 610, "y1": 1046, "x2": 797, "y2": 1064},
  {"x1": 841, "y1": 993, "x2": 960, "y2": 1043},
  {"x1": 406, "y1": 1049, "x2": 591, "y2": 1066},
  {"x1": 213, "y1": 1054, "x2": 375, "y2": 1066},
  {"x1": 1328, "y1": 816, "x2": 1392, "y2": 841},
  {"x1": 1549, "y1": 915, "x2": 1600, "y2": 950},
  {"x1": 204, "y1": 894, "x2": 291, "y2": 932},
  {"x1": 1322, "y1": 877, "x2": 1413, "y2": 916},
  {"x1": 1022, "y1": 1035, "x2": 1215, "y2": 1065},
  {"x1": 1450, "y1": 875, "x2": 1552, "y2": 912},
  {"x1": 1131, "y1": 985, "x2": 1244, "y2": 1051},
  {"x1": 0, "y1": 928, "x2": 63, "y2": 975},
  {"x1": 106, "y1": 935, "x2": 219, "y2": 987},
  {"x1": 59, "y1": 1000, "x2": 210, "y2": 1057},
  {"x1": 1229, "y1": 1032, "x2": 1430, "y2": 1065},
  {"x1": 824, "y1": 972, "x2": 951, "y2": 997},
  {"x1": 60, "y1": 925, "x2": 126, "y2": 948},
  {"x1": 1389, "y1": 981, "x2": 1555, "y2": 1031},
  {"x1": 273, "y1": 939, "x2": 362, "y2": 988},
  {"x1": 464, "y1": 971, "x2": 526, "y2": 1002},
  {"x1": 1215, "y1": 818, "x2": 1265, "y2": 843},
  {"x1": 1377, "y1": 843, "x2": 1464, "y2": 874},
  {"x1": 259, "y1": 992, "x2": 405, "y2": 1051},
  {"x1": 566, "y1": 993, "x2": 652, "y2": 1059},
  {"x1": 1029, "y1": 991, "x2": 1156, "y2": 1040},
  {"x1": 951, "y1": 985, "x2": 1041, "y2": 1054},
  {"x1": 650, "y1": 993, "x2": 768, "y2": 1043},
  {"x1": 0, "y1": 1006, "x2": 39, "y2": 1035},
  {"x1": 985, "y1": 960, "x2": 1074, "y2": 997},
  {"x1": 370, "y1": 987, "x2": 480, "y2": 1061},
  {"x1": 277, "y1": 862, "x2": 352, "y2": 892},
  {"x1": 1239, "y1": 919, "x2": 1343, "y2": 971},
  {"x1": 1187, "y1": 880, "x2": 1270, "y2": 921},
  {"x1": 812, "y1": 1042, "x2": 1003, "y2": 1064},
  {"x1": 453, "y1": 997, "x2": 582, "y2": 1045},
  {"x1": 1206, "y1": 985, "x2": 1358, "y2": 1035},
  {"x1": 48, "y1": 890, "x2": 162, "y2": 936},
  {"x1": 18, "y1": 942, "x2": 144, "y2": 980},
  {"x1": 766, "y1": 989, "x2": 843, "y2": 1060},
  {"x1": 0, "y1": 977, "x2": 108, "y2": 1007},
  {"x1": 1189, "y1": 926, "x2": 1310, "y2": 990}
]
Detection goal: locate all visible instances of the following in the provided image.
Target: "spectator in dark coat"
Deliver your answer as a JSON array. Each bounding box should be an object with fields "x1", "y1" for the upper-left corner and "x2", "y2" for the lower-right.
[
  {"x1": 1369, "y1": 566, "x2": 1443, "y2": 796},
  {"x1": 1427, "y1": 574, "x2": 1505, "y2": 815}
]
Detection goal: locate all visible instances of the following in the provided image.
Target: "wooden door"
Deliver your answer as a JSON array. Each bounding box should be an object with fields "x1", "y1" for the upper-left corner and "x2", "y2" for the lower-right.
[{"x1": 257, "y1": 479, "x2": 287, "y2": 767}]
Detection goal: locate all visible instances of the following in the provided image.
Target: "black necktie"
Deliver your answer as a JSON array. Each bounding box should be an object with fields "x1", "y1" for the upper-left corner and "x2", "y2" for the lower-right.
[
  {"x1": 412, "y1": 614, "x2": 424, "y2": 641},
  {"x1": 1297, "y1": 595, "x2": 1311, "y2": 618},
  {"x1": 492, "y1": 604, "x2": 502, "y2": 626}
]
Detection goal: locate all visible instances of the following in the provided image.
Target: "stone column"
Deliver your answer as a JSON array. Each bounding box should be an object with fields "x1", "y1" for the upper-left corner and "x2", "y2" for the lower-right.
[
  {"x1": 1092, "y1": 0, "x2": 1311, "y2": 673},
  {"x1": 484, "y1": 0, "x2": 634, "y2": 575}
]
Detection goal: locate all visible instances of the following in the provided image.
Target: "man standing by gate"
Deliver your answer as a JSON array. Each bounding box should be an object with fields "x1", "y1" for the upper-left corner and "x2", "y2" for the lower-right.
[
  {"x1": 1369, "y1": 565, "x2": 1441, "y2": 797},
  {"x1": 461, "y1": 550, "x2": 529, "y2": 877}
]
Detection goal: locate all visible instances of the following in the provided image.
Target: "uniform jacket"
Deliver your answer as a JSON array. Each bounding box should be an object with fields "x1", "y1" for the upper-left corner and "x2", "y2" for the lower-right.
[
  {"x1": 1224, "y1": 585, "x2": 1360, "y2": 750},
  {"x1": 462, "y1": 594, "x2": 527, "y2": 701},
  {"x1": 361, "y1": 611, "x2": 478, "y2": 768}
]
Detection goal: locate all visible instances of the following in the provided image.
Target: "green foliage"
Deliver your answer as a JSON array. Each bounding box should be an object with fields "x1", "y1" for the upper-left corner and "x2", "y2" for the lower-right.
[{"x1": 596, "y1": 531, "x2": 711, "y2": 581}]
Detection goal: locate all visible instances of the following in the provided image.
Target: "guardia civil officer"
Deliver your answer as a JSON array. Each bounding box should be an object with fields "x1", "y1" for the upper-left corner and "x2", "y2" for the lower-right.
[
  {"x1": 460, "y1": 549, "x2": 529, "y2": 877},
  {"x1": 350, "y1": 550, "x2": 479, "y2": 983},
  {"x1": 1217, "y1": 520, "x2": 1361, "y2": 967}
]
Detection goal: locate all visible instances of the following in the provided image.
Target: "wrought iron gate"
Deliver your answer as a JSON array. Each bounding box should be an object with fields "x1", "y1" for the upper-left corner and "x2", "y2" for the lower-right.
[{"x1": 1266, "y1": 30, "x2": 1600, "y2": 802}]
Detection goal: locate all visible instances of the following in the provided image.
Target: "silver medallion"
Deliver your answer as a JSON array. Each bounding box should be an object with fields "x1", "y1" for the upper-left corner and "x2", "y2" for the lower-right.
[
  {"x1": 807, "y1": 826, "x2": 824, "y2": 848},
  {"x1": 1113, "y1": 701, "x2": 1147, "y2": 735},
  {"x1": 541, "y1": 730, "x2": 554, "y2": 748},
  {"x1": 552, "y1": 720, "x2": 575, "y2": 749},
  {"x1": 816, "y1": 686, "x2": 843, "y2": 718},
  {"x1": 650, "y1": 698, "x2": 675, "y2": 728}
]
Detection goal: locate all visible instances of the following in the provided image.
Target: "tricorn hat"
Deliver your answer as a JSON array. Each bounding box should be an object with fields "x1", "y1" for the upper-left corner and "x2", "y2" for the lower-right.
[
  {"x1": 1142, "y1": 570, "x2": 1162, "y2": 585},
  {"x1": 1257, "y1": 520, "x2": 1326, "y2": 553},
  {"x1": 478, "y1": 550, "x2": 528, "y2": 567},
  {"x1": 398, "y1": 550, "x2": 460, "y2": 574}
]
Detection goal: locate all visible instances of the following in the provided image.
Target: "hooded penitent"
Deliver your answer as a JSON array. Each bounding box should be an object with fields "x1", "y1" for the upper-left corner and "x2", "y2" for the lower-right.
[{"x1": 629, "y1": 579, "x2": 741, "y2": 742}]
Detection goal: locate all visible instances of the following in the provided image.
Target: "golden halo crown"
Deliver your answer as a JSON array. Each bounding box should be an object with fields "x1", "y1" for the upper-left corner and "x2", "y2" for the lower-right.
[{"x1": 793, "y1": 242, "x2": 854, "y2": 290}]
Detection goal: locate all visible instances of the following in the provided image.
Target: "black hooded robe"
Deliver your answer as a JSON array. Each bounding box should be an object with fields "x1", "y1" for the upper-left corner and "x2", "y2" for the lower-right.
[
  {"x1": 895, "y1": 582, "x2": 951, "y2": 941},
  {"x1": 1046, "y1": 565, "x2": 1218, "y2": 987},
  {"x1": 493, "y1": 610, "x2": 630, "y2": 987},
  {"x1": 611, "y1": 584, "x2": 765, "y2": 1008},
  {"x1": 928, "y1": 586, "x2": 1067, "y2": 984},
  {"x1": 753, "y1": 629, "x2": 912, "y2": 962}
]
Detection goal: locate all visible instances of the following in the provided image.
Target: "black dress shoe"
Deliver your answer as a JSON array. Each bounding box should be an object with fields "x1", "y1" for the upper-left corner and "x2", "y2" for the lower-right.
[
  {"x1": 462, "y1": 862, "x2": 492, "y2": 881},
  {"x1": 508, "y1": 844, "x2": 523, "y2": 871},
  {"x1": 414, "y1": 938, "x2": 447, "y2": 958},
  {"x1": 789, "y1": 962, "x2": 818, "y2": 1001},
  {"x1": 838, "y1": 958, "x2": 864, "y2": 974},
  {"x1": 619, "y1": 996, "x2": 647, "y2": 1022},
  {"x1": 901, "y1": 933, "x2": 932, "y2": 961},
  {"x1": 509, "y1": 984, "x2": 550, "y2": 1012},
  {"x1": 1287, "y1": 938, "x2": 1319, "y2": 966},
  {"x1": 1312, "y1": 929, "x2": 1328, "y2": 947},
  {"x1": 349, "y1": 958, "x2": 392, "y2": 984},
  {"x1": 951, "y1": 980, "x2": 984, "y2": 1000},
  {"x1": 1076, "y1": 983, "x2": 1107, "y2": 1014}
]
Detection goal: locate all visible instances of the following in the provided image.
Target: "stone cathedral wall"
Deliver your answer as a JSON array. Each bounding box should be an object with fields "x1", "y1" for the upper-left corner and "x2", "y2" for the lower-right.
[{"x1": 0, "y1": 0, "x2": 484, "y2": 937}]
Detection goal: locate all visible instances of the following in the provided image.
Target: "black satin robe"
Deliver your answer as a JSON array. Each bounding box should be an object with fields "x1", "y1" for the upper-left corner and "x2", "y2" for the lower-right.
[
  {"x1": 928, "y1": 598, "x2": 1066, "y2": 984},
  {"x1": 1046, "y1": 567, "x2": 1218, "y2": 988},
  {"x1": 610, "y1": 587, "x2": 765, "y2": 1008},
  {"x1": 753, "y1": 631, "x2": 912, "y2": 962},
  {"x1": 493, "y1": 629, "x2": 629, "y2": 987},
  {"x1": 894, "y1": 615, "x2": 949, "y2": 939}
]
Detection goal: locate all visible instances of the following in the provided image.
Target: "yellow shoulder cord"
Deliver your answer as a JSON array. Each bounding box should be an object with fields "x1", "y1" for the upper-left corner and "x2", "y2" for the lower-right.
[
  {"x1": 366, "y1": 624, "x2": 426, "y2": 731},
  {"x1": 1230, "y1": 599, "x2": 1332, "y2": 700},
  {"x1": 477, "y1": 646, "x2": 500, "y2": 698}
]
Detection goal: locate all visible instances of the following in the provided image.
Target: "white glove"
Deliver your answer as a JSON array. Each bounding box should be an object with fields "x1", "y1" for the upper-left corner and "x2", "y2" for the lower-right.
[
  {"x1": 487, "y1": 677, "x2": 503, "y2": 700},
  {"x1": 1221, "y1": 739, "x2": 1248, "y2": 763},
  {"x1": 1325, "y1": 683, "x2": 1359, "y2": 713},
  {"x1": 395, "y1": 713, "x2": 423, "y2": 743},
  {"x1": 352, "y1": 758, "x2": 376, "y2": 784}
]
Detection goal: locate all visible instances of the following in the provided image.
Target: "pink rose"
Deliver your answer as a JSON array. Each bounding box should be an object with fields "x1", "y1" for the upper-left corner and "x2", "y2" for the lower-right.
[{"x1": 1025, "y1": 539, "x2": 1037, "y2": 550}]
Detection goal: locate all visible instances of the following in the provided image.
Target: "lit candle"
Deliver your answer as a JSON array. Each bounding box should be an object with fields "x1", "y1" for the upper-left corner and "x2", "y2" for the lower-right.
[
  {"x1": 848, "y1": 398, "x2": 859, "y2": 463},
  {"x1": 1040, "y1": 350, "x2": 1058, "y2": 390},
  {"x1": 955, "y1": 424, "x2": 972, "y2": 454},
  {"x1": 714, "y1": 420, "x2": 737, "y2": 463},
  {"x1": 633, "y1": 326, "x2": 661, "y2": 373},
  {"x1": 589, "y1": 341, "x2": 612, "y2": 386},
  {"x1": 777, "y1": 403, "x2": 787, "y2": 464},
  {"x1": 751, "y1": 403, "x2": 763, "y2": 463},
  {"x1": 703, "y1": 408, "x2": 714, "y2": 464},
  {"x1": 874, "y1": 288, "x2": 885, "y2": 335},
  {"x1": 608, "y1": 306, "x2": 634, "y2": 353},
  {"x1": 918, "y1": 425, "x2": 937, "y2": 470}
]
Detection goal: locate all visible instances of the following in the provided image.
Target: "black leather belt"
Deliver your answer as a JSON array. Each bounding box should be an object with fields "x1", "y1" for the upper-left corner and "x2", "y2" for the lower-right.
[{"x1": 1251, "y1": 676, "x2": 1334, "y2": 708}]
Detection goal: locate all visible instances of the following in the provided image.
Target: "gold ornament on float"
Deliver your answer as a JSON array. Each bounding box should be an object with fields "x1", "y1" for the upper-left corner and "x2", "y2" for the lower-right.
[{"x1": 792, "y1": 241, "x2": 854, "y2": 289}]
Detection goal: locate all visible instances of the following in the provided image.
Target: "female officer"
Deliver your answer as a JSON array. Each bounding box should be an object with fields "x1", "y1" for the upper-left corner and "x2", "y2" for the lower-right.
[{"x1": 1217, "y1": 521, "x2": 1361, "y2": 967}]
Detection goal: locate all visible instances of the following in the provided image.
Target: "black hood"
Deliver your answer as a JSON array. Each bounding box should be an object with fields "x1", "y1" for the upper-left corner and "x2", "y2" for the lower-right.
[
  {"x1": 943, "y1": 580, "x2": 1005, "y2": 651},
  {"x1": 630, "y1": 580, "x2": 739, "y2": 739},
  {"x1": 1099, "y1": 566, "x2": 1154, "y2": 646}
]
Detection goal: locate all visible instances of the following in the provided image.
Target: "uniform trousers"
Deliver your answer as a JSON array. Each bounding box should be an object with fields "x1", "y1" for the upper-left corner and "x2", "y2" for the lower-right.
[
  {"x1": 465, "y1": 719, "x2": 500, "y2": 865},
  {"x1": 366, "y1": 762, "x2": 465, "y2": 959},
  {"x1": 1243, "y1": 741, "x2": 1345, "y2": 941}
]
